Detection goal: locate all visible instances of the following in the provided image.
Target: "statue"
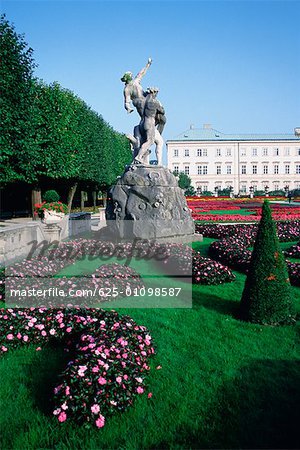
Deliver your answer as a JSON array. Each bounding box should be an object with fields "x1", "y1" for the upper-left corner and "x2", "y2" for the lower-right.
[
  {"x1": 105, "y1": 59, "x2": 195, "y2": 241},
  {"x1": 121, "y1": 58, "x2": 166, "y2": 166}
]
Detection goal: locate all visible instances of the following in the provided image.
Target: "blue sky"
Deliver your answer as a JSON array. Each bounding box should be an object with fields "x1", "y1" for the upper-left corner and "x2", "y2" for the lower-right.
[{"x1": 1, "y1": 0, "x2": 300, "y2": 147}]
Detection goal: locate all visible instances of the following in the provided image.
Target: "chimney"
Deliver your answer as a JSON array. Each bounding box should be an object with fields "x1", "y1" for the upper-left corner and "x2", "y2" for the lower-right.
[
  {"x1": 203, "y1": 123, "x2": 212, "y2": 129},
  {"x1": 295, "y1": 127, "x2": 300, "y2": 137}
]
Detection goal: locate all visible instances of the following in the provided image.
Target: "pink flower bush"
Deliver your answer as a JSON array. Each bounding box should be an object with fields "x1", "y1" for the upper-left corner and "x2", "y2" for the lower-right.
[{"x1": 0, "y1": 307, "x2": 155, "y2": 428}]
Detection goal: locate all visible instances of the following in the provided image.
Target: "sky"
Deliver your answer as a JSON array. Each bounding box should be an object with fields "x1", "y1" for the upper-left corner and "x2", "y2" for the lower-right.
[{"x1": 1, "y1": 0, "x2": 300, "y2": 155}]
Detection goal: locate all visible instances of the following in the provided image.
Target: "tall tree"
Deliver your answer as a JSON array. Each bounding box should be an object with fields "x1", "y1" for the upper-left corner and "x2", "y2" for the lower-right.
[{"x1": 0, "y1": 14, "x2": 36, "y2": 184}]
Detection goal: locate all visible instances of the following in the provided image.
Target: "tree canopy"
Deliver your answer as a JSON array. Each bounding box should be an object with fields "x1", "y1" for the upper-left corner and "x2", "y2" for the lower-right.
[{"x1": 0, "y1": 14, "x2": 131, "y2": 191}]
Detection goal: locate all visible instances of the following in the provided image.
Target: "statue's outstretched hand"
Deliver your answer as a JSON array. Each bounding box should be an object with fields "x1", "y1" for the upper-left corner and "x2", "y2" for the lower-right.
[{"x1": 148, "y1": 57, "x2": 152, "y2": 65}]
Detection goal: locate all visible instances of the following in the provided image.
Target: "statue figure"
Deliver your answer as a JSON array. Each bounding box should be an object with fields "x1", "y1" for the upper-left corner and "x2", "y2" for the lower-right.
[
  {"x1": 121, "y1": 58, "x2": 166, "y2": 165},
  {"x1": 136, "y1": 87, "x2": 165, "y2": 165}
]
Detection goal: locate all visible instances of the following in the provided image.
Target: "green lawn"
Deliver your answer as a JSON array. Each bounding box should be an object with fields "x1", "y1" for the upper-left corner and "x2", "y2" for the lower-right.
[
  {"x1": 196, "y1": 209, "x2": 254, "y2": 216},
  {"x1": 0, "y1": 239, "x2": 299, "y2": 449}
]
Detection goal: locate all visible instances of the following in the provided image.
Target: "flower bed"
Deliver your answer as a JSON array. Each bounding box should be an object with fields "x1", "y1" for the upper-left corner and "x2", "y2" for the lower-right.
[
  {"x1": 0, "y1": 307, "x2": 155, "y2": 428},
  {"x1": 284, "y1": 242, "x2": 300, "y2": 259},
  {"x1": 196, "y1": 222, "x2": 300, "y2": 286},
  {"x1": 159, "y1": 243, "x2": 235, "y2": 285}
]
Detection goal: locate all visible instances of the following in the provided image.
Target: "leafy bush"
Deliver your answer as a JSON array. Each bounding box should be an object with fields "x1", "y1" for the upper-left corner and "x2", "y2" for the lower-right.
[
  {"x1": 43, "y1": 190, "x2": 60, "y2": 202},
  {"x1": 240, "y1": 201, "x2": 296, "y2": 325},
  {"x1": 0, "y1": 307, "x2": 154, "y2": 428}
]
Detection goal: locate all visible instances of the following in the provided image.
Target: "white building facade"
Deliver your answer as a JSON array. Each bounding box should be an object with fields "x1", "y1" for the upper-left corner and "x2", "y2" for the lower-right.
[{"x1": 166, "y1": 125, "x2": 300, "y2": 195}]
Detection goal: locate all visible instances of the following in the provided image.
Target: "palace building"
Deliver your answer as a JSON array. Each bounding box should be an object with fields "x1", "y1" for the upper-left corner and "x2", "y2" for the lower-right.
[{"x1": 166, "y1": 124, "x2": 300, "y2": 195}]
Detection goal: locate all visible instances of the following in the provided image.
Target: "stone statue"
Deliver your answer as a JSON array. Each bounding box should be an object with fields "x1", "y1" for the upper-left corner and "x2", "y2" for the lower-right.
[
  {"x1": 121, "y1": 58, "x2": 166, "y2": 166},
  {"x1": 136, "y1": 87, "x2": 165, "y2": 166},
  {"x1": 105, "y1": 59, "x2": 195, "y2": 241}
]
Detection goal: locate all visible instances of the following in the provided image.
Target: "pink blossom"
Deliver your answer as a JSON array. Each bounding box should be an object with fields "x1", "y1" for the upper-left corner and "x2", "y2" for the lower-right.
[
  {"x1": 148, "y1": 392, "x2": 153, "y2": 398},
  {"x1": 53, "y1": 408, "x2": 61, "y2": 415},
  {"x1": 66, "y1": 327, "x2": 72, "y2": 333},
  {"x1": 135, "y1": 377, "x2": 143, "y2": 383},
  {"x1": 136, "y1": 386, "x2": 144, "y2": 394},
  {"x1": 1, "y1": 346, "x2": 8, "y2": 352},
  {"x1": 36, "y1": 347, "x2": 42, "y2": 351},
  {"x1": 49, "y1": 329, "x2": 56, "y2": 335},
  {"x1": 58, "y1": 412, "x2": 67, "y2": 422},
  {"x1": 65, "y1": 386, "x2": 70, "y2": 396},
  {"x1": 92, "y1": 366, "x2": 99, "y2": 373},
  {"x1": 23, "y1": 335, "x2": 29, "y2": 342},
  {"x1": 91, "y1": 404, "x2": 100, "y2": 414},
  {"x1": 156, "y1": 365, "x2": 162, "y2": 370},
  {"x1": 61, "y1": 402, "x2": 68, "y2": 410},
  {"x1": 98, "y1": 376, "x2": 107, "y2": 385},
  {"x1": 116, "y1": 376, "x2": 122, "y2": 384},
  {"x1": 95, "y1": 415, "x2": 105, "y2": 428},
  {"x1": 6, "y1": 334, "x2": 14, "y2": 340}
]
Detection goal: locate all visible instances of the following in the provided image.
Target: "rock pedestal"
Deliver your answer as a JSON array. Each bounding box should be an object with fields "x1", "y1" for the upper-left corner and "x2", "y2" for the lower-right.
[{"x1": 106, "y1": 164, "x2": 195, "y2": 240}]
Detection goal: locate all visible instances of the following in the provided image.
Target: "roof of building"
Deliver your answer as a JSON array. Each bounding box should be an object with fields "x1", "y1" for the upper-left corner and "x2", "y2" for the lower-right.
[{"x1": 167, "y1": 127, "x2": 300, "y2": 142}]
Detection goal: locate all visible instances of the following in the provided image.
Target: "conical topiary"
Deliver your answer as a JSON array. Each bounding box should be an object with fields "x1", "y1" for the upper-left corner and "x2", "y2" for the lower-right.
[{"x1": 240, "y1": 200, "x2": 295, "y2": 325}]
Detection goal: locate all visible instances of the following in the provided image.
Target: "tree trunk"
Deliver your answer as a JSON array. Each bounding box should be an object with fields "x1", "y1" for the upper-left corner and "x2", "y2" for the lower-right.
[
  {"x1": 67, "y1": 182, "x2": 78, "y2": 213},
  {"x1": 80, "y1": 190, "x2": 85, "y2": 211},
  {"x1": 92, "y1": 190, "x2": 97, "y2": 211},
  {"x1": 31, "y1": 186, "x2": 42, "y2": 220}
]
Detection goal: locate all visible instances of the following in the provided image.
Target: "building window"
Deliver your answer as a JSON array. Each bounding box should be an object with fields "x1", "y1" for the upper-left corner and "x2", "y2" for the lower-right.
[
  {"x1": 296, "y1": 165, "x2": 300, "y2": 175},
  {"x1": 252, "y1": 165, "x2": 257, "y2": 174},
  {"x1": 274, "y1": 164, "x2": 279, "y2": 174},
  {"x1": 298, "y1": 148, "x2": 300, "y2": 156},
  {"x1": 216, "y1": 148, "x2": 221, "y2": 157},
  {"x1": 226, "y1": 148, "x2": 232, "y2": 156},
  {"x1": 184, "y1": 149, "x2": 189, "y2": 157},
  {"x1": 262, "y1": 148, "x2": 268, "y2": 156},
  {"x1": 173, "y1": 165, "x2": 179, "y2": 175},
  {"x1": 263, "y1": 165, "x2": 268, "y2": 174},
  {"x1": 284, "y1": 147, "x2": 290, "y2": 156},
  {"x1": 240, "y1": 148, "x2": 246, "y2": 156},
  {"x1": 174, "y1": 149, "x2": 178, "y2": 157},
  {"x1": 198, "y1": 165, "x2": 208, "y2": 175},
  {"x1": 198, "y1": 148, "x2": 208, "y2": 157},
  {"x1": 184, "y1": 166, "x2": 189, "y2": 175},
  {"x1": 274, "y1": 148, "x2": 279, "y2": 156},
  {"x1": 252, "y1": 148, "x2": 257, "y2": 156},
  {"x1": 216, "y1": 165, "x2": 221, "y2": 175},
  {"x1": 240, "y1": 185, "x2": 247, "y2": 193},
  {"x1": 241, "y1": 165, "x2": 246, "y2": 175},
  {"x1": 274, "y1": 184, "x2": 279, "y2": 191},
  {"x1": 226, "y1": 165, "x2": 232, "y2": 174},
  {"x1": 285, "y1": 165, "x2": 290, "y2": 174}
]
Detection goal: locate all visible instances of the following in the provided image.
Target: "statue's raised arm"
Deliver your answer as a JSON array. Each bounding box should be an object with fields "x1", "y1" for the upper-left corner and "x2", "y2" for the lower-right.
[{"x1": 135, "y1": 58, "x2": 152, "y2": 82}]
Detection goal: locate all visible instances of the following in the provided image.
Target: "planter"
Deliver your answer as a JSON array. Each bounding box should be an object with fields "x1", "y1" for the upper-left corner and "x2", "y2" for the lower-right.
[{"x1": 42, "y1": 209, "x2": 66, "y2": 224}]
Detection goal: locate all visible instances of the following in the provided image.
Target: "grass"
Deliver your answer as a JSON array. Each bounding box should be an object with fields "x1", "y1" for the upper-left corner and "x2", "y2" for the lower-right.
[
  {"x1": 0, "y1": 238, "x2": 300, "y2": 449},
  {"x1": 196, "y1": 209, "x2": 254, "y2": 216}
]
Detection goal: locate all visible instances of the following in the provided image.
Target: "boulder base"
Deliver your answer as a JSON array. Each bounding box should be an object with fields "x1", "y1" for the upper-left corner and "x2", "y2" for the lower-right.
[{"x1": 106, "y1": 164, "x2": 195, "y2": 240}]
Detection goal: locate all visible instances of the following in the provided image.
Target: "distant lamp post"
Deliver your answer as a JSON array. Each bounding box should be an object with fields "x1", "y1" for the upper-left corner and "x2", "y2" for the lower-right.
[
  {"x1": 264, "y1": 185, "x2": 269, "y2": 197},
  {"x1": 229, "y1": 185, "x2": 234, "y2": 198},
  {"x1": 214, "y1": 186, "x2": 218, "y2": 197},
  {"x1": 284, "y1": 185, "x2": 289, "y2": 197},
  {"x1": 249, "y1": 185, "x2": 254, "y2": 199}
]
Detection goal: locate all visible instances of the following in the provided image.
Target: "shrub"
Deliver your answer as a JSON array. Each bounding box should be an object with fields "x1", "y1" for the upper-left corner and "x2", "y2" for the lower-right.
[
  {"x1": 239, "y1": 201, "x2": 296, "y2": 325},
  {"x1": 43, "y1": 190, "x2": 60, "y2": 203}
]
